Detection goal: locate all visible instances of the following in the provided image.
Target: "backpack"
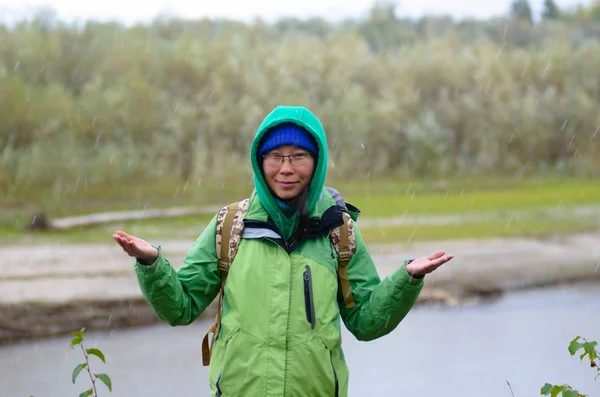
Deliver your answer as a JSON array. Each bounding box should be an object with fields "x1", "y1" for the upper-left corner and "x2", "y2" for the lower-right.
[{"x1": 201, "y1": 198, "x2": 357, "y2": 366}]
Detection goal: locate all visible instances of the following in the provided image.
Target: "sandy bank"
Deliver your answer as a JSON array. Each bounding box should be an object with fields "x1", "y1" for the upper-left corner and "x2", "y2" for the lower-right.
[{"x1": 1, "y1": 233, "x2": 599, "y2": 345}]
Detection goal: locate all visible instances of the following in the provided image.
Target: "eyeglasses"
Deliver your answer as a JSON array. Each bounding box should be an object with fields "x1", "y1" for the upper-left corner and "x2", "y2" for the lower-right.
[{"x1": 262, "y1": 152, "x2": 314, "y2": 168}]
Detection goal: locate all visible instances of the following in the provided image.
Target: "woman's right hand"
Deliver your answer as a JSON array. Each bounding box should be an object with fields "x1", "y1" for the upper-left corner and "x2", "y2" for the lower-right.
[{"x1": 113, "y1": 230, "x2": 159, "y2": 264}]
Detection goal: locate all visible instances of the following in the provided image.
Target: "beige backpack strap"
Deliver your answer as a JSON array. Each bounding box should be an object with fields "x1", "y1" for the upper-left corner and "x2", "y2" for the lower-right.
[
  {"x1": 202, "y1": 198, "x2": 249, "y2": 366},
  {"x1": 331, "y1": 211, "x2": 357, "y2": 309}
]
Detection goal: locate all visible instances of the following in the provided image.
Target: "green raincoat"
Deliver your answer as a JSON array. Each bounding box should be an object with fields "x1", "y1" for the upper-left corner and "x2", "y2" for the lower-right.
[{"x1": 134, "y1": 106, "x2": 424, "y2": 396}]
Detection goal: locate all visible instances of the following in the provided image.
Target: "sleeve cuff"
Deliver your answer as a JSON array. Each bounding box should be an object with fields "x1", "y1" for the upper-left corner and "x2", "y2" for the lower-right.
[
  {"x1": 134, "y1": 245, "x2": 162, "y2": 270},
  {"x1": 403, "y1": 259, "x2": 424, "y2": 284}
]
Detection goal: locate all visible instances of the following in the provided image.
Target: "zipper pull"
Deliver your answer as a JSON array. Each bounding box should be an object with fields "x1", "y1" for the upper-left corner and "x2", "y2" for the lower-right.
[{"x1": 303, "y1": 265, "x2": 316, "y2": 329}]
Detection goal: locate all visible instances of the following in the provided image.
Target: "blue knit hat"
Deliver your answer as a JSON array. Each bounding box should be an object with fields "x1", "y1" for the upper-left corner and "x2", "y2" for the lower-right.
[{"x1": 258, "y1": 123, "x2": 318, "y2": 158}]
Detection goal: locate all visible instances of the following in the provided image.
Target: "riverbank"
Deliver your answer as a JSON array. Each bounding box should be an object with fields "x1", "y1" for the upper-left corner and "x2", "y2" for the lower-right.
[{"x1": 1, "y1": 232, "x2": 599, "y2": 346}]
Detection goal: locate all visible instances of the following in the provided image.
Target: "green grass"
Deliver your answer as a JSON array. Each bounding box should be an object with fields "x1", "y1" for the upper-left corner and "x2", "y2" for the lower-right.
[
  {"x1": 338, "y1": 177, "x2": 600, "y2": 217},
  {"x1": 2, "y1": 175, "x2": 599, "y2": 245},
  {"x1": 2, "y1": 213, "x2": 216, "y2": 245},
  {"x1": 359, "y1": 219, "x2": 598, "y2": 245}
]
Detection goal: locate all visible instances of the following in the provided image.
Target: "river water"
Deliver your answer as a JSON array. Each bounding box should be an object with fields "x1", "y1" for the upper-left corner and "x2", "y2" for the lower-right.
[{"x1": 2, "y1": 283, "x2": 599, "y2": 397}]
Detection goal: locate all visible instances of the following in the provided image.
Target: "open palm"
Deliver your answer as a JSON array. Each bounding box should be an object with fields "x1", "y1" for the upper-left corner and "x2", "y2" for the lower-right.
[
  {"x1": 405, "y1": 250, "x2": 454, "y2": 277},
  {"x1": 113, "y1": 230, "x2": 158, "y2": 263}
]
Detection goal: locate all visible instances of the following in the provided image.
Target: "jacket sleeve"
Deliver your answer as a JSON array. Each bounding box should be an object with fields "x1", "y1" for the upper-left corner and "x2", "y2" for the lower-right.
[
  {"x1": 338, "y1": 221, "x2": 424, "y2": 341},
  {"x1": 133, "y1": 215, "x2": 221, "y2": 326}
]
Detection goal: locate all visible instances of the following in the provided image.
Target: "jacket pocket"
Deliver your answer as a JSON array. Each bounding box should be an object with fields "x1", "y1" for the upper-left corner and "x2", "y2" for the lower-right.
[
  {"x1": 210, "y1": 325, "x2": 240, "y2": 396},
  {"x1": 303, "y1": 265, "x2": 316, "y2": 329},
  {"x1": 216, "y1": 370, "x2": 223, "y2": 397},
  {"x1": 330, "y1": 351, "x2": 339, "y2": 397}
]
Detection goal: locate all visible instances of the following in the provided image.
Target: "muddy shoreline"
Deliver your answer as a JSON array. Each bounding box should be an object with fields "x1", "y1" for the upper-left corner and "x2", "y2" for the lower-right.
[{"x1": 2, "y1": 233, "x2": 599, "y2": 346}]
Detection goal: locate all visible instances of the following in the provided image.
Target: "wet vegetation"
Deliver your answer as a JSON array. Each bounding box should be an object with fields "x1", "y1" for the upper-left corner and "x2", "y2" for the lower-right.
[{"x1": 1, "y1": 1, "x2": 600, "y2": 240}]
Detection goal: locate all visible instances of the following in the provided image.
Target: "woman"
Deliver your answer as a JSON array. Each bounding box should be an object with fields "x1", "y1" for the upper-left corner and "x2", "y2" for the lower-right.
[{"x1": 113, "y1": 105, "x2": 454, "y2": 397}]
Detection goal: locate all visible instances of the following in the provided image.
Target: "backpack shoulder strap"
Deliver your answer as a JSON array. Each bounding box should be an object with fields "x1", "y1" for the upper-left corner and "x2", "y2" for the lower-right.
[
  {"x1": 330, "y1": 211, "x2": 357, "y2": 309},
  {"x1": 202, "y1": 198, "x2": 249, "y2": 366}
]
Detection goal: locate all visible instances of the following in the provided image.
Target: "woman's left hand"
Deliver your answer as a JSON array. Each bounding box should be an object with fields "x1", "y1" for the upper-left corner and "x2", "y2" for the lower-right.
[{"x1": 405, "y1": 250, "x2": 454, "y2": 277}]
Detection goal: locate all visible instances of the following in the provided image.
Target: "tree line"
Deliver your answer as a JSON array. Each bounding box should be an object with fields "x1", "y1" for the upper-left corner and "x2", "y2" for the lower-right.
[{"x1": 1, "y1": 2, "x2": 600, "y2": 197}]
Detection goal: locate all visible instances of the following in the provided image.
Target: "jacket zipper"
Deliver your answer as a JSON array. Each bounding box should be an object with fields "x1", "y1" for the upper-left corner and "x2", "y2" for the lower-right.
[
  {"x1": 216, "y1": 370, "x2": 223, "y2": 397},
  {"x1": 303, "y1": 265, "x2": 316, "y2": 329},
  {"x1": 330, "y1": 352, "x2": 339, "y2": 397}
]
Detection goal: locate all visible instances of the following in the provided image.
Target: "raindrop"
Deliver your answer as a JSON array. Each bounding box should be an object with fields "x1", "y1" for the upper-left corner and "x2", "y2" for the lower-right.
[
  {"x1": 95, "y1": 130, "x2": 103, "y2": 145},
  {"x1": 92, "y1": 116, "x2": 97, "y2": 127},
  {"x1": 185, "y1": 51, "x2": 190, "y2": 61},
  {"x1": 406, "y1": 182, "x2": 412, "y2": 195},
  {"x1": 380, "y1": 228, "x2": 386, "y2": 237},
  {"x1": 520, "y1": 65, "x2": 528, "y2": 78},
  {"x1": 332, "y1": 140, "x2": 337, "y2": 148},
  {"x1": 506, "y1": 217, "x2": 512, "y2": 229},
  {"x1": 444, "y1": 189, "x2": 449, "y2": 199},
  {"x1": 109, "y1": 155, "x2": 114, "y2": 165},
  {"x1": 595, "y1": 261, "x2": 599, "y2": 272},
  {"x1": 184, "y1": 180, "x2": 189, "y2": 192},
  {"x1": 470, "y1": 198, "x2": 475, "y2": 206},
  {"x1": 174, "y1": 102, "x2": 180, "y2": 113},
  {"x1": 197, "y1": 178, "x2": 202, "y2": 188},
  {"x1": 360, "y1": 144, "x2": 365, "y2": 149},
  {"x1": 173, "y1": 186, "x2": 180, "y2": 198},
  {"x1": 221, "y1": 181, "x2": 226, "y2": 190},
  {"x1": 127, "y1": 159, "x2": 131, "y2": 168},
  {"x1": 495, "y1": 42, "x2": 505, "y2": 59},
  {"x1": 592, "y1": 127, "x2": 599, "y2": 139},
  {"x1": 107, "y1": 315, "x2": 112, "y2": 326},
  {"x1": 13, "y1": 61, "x2": 19, "y2": 71},
  {"x1": 561, "y1": 119, "x2": 568, "y2": 131},
  {"x1": 460, "y1": 188, "x2": 464, "y2": 196},
  {"x1": 542, "y1": 62, "x2": 551, "y2": 77},
  {"x1": 208, "y1": 89, "x2": 214, "y2": 100},
  {"x1": 568, "y1": 134, "x2": 575, "y2": 147},
  {"x1": 40, "y1": 64, "x2": 45, "y2": 73},
  {"x1": 556, "y1": 201, "x2": 562, "y2": 211},
  {"x1": 508, "y1": 134, "x2": 514, "y2": 144}
]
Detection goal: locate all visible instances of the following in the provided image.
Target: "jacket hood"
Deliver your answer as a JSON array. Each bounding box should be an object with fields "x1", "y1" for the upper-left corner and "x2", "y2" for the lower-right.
[{"x1": 249, "y1": 106, "x2": 329, "y2": 240}]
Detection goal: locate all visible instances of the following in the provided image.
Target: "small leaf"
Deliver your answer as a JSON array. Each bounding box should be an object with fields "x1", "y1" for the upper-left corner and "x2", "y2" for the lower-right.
[
  {"x1": 87, "y1": 348, "x2": 106, "y2": 363},
  {"x1": 70, "y1": 337, "x2": 83, "y2": 347},
  {"x1": 562, "y1": 390, "x2": 579, "y2": 397},
  {"x1": 95, "y1": 373, "x2": 112, "y2": 392},
  {"x1": 583, "y1": 341, "x2": 598, "y2": 359},
  {"x1": 551, "y1": 385, "x2": 564, "y2": 397},
  {"x1": 541, "y1": 383, "x2": 553, "y2": 395},
  {"x1": 72, "y1": 363, "x2": 87, "y2": 384},
  {"x1": 72, "y1": 330, "x2": 83, "y2": 339},
  {"x1": 569, "y1": 340, "x2": 584, "y2": 356},
  {"x1": 79, "y1": 389, "x2": 93, "y2": 397}
]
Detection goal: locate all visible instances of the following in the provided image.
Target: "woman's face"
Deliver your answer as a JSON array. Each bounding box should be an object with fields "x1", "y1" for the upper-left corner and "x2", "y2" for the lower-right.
[{"x1": 262, "y1": 145, "x2": 316, "y2": 201}]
